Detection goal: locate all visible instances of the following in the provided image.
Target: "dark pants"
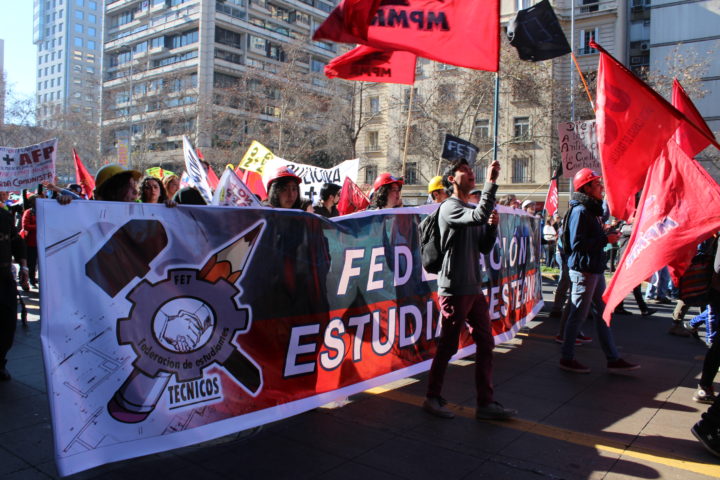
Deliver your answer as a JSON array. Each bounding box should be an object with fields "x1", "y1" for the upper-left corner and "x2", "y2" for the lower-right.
[
  {"x1": 0, "y1": 270, "x2": 18, "y2": 368},
  {"x1": 27, "y1": 246, "x2": 37, "y2": 284},
  {"x1": 427, "y1": 294, "x2": 494, "y2": 407},
  {"x1": 616, "y1": 285, "x2": 648, "y2": 312}
]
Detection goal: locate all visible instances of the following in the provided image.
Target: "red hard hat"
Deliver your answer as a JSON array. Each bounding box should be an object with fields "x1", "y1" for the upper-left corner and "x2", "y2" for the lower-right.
[
  {"x1": 373, "y1": 172, "x2": 403, "y2": 192},
  {"x1": 573, "y1": 168, "x2": 601, "y2": 191},
  {"x1": 267, "y1": 165, "x2": 301, "y2": 191}
]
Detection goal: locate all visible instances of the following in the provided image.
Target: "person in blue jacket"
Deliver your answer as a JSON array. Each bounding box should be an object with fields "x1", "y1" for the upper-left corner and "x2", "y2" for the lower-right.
[{"x1": 559, "y1": 168, "x2": 640, "y2": 374}]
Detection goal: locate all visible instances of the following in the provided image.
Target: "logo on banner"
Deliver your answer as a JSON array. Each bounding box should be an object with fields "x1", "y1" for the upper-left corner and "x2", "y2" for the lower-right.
[{"x1": 94, "y1": 222, "x2": 266, "y2": 423}]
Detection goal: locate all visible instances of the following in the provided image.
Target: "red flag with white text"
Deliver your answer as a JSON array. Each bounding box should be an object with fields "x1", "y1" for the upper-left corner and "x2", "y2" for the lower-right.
[
  {"x1": 602, "y1": 139, "x2": 720, "y2": 323},
  {"x1": 672, "y1": 79, "x2": 717, "y2": 158},
  {"x1": 544, "y1": 178, "x2": 558, "y2": 218},
  {"x1": 592, "y1": 41, "x2": 684, "y2": 220},
  {"x1": 73, "y1": 149, "x2": 95, "y2": 199},
  {"x1": 314, "y1": 0, "x2": 500, "y2": 72},
  {"x1": 338, "y1": 176, "x2": 370, "y2": 215},
  {"x1": 325, "y1": 45, "x2": 416, "y2": 85}
]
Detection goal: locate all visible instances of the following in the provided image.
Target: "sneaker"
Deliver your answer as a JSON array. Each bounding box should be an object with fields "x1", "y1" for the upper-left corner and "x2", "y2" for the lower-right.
[
  {"x1": 576, "y1": 334, "x2": 593, "y2": 344},
  {"x1": 554, "y1": 335, "x2": 582, "y2": 346},
  {"x1": 684, "y1": 321, "x2": 701, "y2": 339},
  {"x1": 559, "y1": 358, "x2": 591, "y2": 373},
  {"x1": 607, "y1": 358, "x2": 640, "y2": 372},
  {"x1": 475, "y1": 401, "x2": 517, "y2": 420},
  {"x1": 668, "y1": 323, "x2": 691, "y2": 337},
  {"x1": 641, "y1": 308, "x2": 656, "y2": 317},
  {"x1": 422, "y1": 396, "x2": 454, "y2": 419},
  {"x1": 0, "y1": 367, "x2": 10, "y2": 381},
  {"x1": 693, "y1": 385, "x2": 717, "y2": 404},
  {"x1": 691, "y1": 420, "x2": 720, "y2": 458}
]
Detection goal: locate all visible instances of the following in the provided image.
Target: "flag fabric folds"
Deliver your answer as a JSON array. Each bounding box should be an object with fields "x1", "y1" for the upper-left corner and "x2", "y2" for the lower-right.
[
  {"x1": 506, "y1": 0, "x2": 570, "y2": 61},
  {"x1": 592, "y1": 40, "x2": 685, "y2": 220},
  {"x1": 672, "y1": 79, "x2": 717, "y2": 158},
  {"x1": 337, "y1": 176, "x2": 370, "y2": 215},
  {"x1": 182, "y1": 136, "x2": 214, "y2": 204},
  {"x1": 602, "y1": 138, "x2": 720, "y2": 323},
  {"x1": 314, "y1": 0, "x2": 500, "y2": 72},
  {"x1": 72, "y1": 149, "x2": 95, "y2": 199},
  {"x1": 544, "y1": 177, "x2": 558, "y2": 218},
  {"x1": 325, "y1": 45, "x2": 416, "y2": 85},
  {"x1": 212, "y1": 168, "x2": 263, "y2": 207},
  {"x1": 236, "y1": 168, "x2": 268, "y2": 201}
]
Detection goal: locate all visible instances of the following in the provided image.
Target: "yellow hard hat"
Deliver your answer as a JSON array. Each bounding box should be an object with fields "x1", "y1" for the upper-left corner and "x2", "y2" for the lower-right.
[
  {"x1": 427, "y1": 176, "x2": 444, "y2": 193},
  {"x1": 94, "y1": 164, "x2": 142, "y2": 192}
]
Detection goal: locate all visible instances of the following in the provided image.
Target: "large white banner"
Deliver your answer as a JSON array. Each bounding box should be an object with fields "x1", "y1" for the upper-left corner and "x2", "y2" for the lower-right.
[
  {"x1": 38, "y1": 200, "x2": 542, "y2": 476},
  {"x1": 0, "y1": 138, "x2": 57, "y2": 190},
  {"x1": 262, "y1": 158, "x2": 359, "y2": 204},
  {"x1": 557, "y1": 120, "x2": 600, "y2": 179}
]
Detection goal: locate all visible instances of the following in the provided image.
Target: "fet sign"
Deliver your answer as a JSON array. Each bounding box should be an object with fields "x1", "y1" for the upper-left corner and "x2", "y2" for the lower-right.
[
  {"x1": 557, "y1": 120, "x2": 601, "y2": 178},
  {"x1": 0, "y1": 138, "x2": 57, "y2": 190},
  {"x1": 441, "y1": 134, "x2": 479, "y2": 165}
]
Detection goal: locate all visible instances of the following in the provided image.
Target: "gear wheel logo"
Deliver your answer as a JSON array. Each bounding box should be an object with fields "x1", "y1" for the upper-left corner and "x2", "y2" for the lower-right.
[{"x1": 98, "y1": 221, "x2": 266, "y2": 424}]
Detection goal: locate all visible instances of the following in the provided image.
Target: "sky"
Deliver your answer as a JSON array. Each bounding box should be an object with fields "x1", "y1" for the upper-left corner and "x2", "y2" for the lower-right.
[{"x1": 1, "y1": 1, "x2": 37, "y2": 112}]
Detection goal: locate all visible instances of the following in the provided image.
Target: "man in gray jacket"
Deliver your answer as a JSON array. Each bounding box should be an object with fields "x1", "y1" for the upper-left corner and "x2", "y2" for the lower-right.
[{"x1": 423, "y1": 158, "x2": 517, "y2": 420}]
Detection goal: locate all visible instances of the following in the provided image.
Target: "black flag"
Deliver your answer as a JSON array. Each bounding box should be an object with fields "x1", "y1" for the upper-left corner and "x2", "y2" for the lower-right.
[{"x1": 506, "y1": 0, "x2": 571, "y2": 62}]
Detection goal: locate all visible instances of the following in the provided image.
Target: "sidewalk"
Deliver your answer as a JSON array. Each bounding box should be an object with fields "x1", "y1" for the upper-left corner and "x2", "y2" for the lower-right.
[{"x1": 1, "y1": 279, "x2": 719, "y2": 479}]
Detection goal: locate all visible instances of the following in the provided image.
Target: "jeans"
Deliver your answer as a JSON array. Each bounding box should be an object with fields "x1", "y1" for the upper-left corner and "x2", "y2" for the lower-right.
[
  {"x1": 562, "y1": 270, "x2": 620, "y2": 361},
  {"x1": 690, "y1": 305, "x2": 717, "y2": 345},
  {"x1": 544, "y1": 243, "x2": 557, "y2": 268},
  {"x1": 645, "y1": 266, "x2": 671, "y2": 300},
  {"x1": 427, "y1": 294, "x2": 495, "y2": 407}
]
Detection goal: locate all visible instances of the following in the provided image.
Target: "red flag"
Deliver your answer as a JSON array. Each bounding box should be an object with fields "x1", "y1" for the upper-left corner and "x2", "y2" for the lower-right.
[
  {"x1": 602, "y1": 138, "x2": 720, "y2": 323},
  {"x1": 325, "y1": 45, "x2": 416, "y2": 85},
  {"x1": 672, "y1": 78, "x2": 718, "y2": 158},
  {"x1": 72, "y1": 149, "x2": 95, "y2": 199},
  {"x1": 314, "y1": 0, "x2": 500, "y2": 72},
  {"x1": 206, "y1": 164, "x2": 219, "y2": 190},
  {"x1": 337, "y1": 177, "x2": 370, "y2": 215},
  {"x1": 544, "y1": 178, "x2": 558, "y2": 218},
  {"x1": 592, "y1": 41, "x2": 686, "y2": 220},
  {"x1": 341, "y1": 0, "x2": 383, "y2": 40},
  {"x1": 236, "y1": 167, "x2": 267, "y2": 201}
]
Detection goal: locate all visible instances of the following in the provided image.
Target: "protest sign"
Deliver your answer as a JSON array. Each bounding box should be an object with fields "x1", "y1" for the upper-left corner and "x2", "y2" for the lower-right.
[
  {"x1": 262, "y1": 158, "x2": 359, "y2": 204},
  {"x1": 212, "y1": 168, "x2": 262, "y2": 207},
  {"x1": 0, "y1": 138, "x2": 57, "y2": 191},
  {"x1": 38, "y1": 200, "x2": 542, "y2": 476},
  {"x1": 441, "y1": 134, "x2": 479, "y2": 165},
  {"x1": 182, "y1": 136, "x2": 213, "y2": 204},
  {"x1": 238, "y1": 141, "x2": 275, "y2": 175},
  {"x1": 557, "y1": 120, "x2": 600, "y2": 179}
]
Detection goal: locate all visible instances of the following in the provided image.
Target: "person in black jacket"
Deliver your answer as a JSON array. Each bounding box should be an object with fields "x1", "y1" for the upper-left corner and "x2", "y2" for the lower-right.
[{"x1": 0, "y1": 205, "x2": 29, "y2": 381}]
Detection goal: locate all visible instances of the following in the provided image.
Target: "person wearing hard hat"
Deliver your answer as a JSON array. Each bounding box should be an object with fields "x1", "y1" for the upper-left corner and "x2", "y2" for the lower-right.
[
  {"x1": 93, "y1": 164, "x2": 143, "y2": 202},
  {"x1": 264, "y1": 165, "x2": 303, "y2": 210},
  {"x1": 368, "y1": 173, "x2": 403, "y2": 210},
  {"x1": 428, "y1": 176, "x2": 449, "y2": 203},
  {"x1": 558, "y1": 168, "x2": 639, "y2": 374}
]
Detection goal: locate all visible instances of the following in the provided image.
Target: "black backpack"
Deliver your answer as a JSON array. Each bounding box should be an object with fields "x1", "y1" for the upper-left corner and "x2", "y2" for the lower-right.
[{"x1": 419, "y1": 202, "x2": 451, "y2": 274}]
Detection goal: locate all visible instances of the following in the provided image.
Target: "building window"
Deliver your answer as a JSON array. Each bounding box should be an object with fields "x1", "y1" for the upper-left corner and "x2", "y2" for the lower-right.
[
  {"x1": 75, "y1": 10, "x2": 83, "y2": 20},
  {"x1": 216, "y1": 27, "x2": 243, "y2": 49},
  {"x1": 87, "y1": 40, "x2": 96, "y2": 49},
  {"x1": 365, "y1": 165, "x2": 377, "y2": 185},
  {"x1": 475, "y1": 119, "x2": 490, "y2": 140},
  {"x1": 405, "y1": 163, "x2": 418, "y2": 185},
  {"x1": 403, "y1": 87, "x2": 418, "y2": 111},
  {"x1": 76, "y1": 0, "x2": 83, "y2": 6},
  {"x1": 369, "y1": 96, "x2": 380, "y2": 114},
  {"x1": 473, "y1": 161, "x2": 487, "y2": 182},
  {"x1": 89, "y1": 0, "x2": 96, "y2": 9},
  {"x1": 367, "y1": 131, "x2": 380, "y2": 152},
  {"x1": 512, "y1": 157, "x2": 532, "y2": 183},
  {"x1": 311, "y1": 58, "x2": 325, "y2": 73},
  {"x1": 579, "y1": 28, "x2": 599, "y2": 55},
  {"x1": 513, "y1": 117, "x2": 530, "y2": 139},
  {"x1": 88, "y1": 27, "x2": 96, "y2": 36},
  {"x1": 88, "y1": 13, "x2": 96, "y2": 23},
  {"x1": 74, "y1": 23, "x2": 83, "y2": 33}
]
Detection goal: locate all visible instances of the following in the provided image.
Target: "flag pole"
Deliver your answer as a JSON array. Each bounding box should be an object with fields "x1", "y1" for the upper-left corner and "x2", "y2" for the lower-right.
[
  {"x1": 401, "y1": 87, "x2": 414, "y2": 178},
  {"x1": 571, "y1": 52, "x2": 595, "y2": 111},
  {"x1": 492, "y1": 72, "x2": 500, "y2": 163}
]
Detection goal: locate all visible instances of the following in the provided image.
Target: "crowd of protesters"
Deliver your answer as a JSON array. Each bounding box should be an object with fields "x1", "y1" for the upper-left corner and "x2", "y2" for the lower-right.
[{"x1": 1, "y1": 158, "x2": 719, "y2": 458}]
